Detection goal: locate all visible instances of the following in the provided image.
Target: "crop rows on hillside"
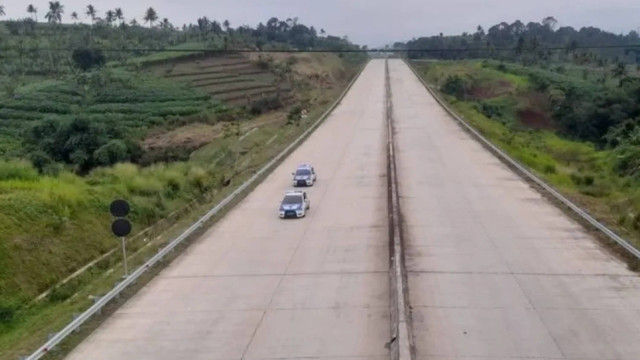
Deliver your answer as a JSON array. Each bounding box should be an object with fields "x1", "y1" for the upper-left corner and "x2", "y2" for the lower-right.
[
  {"x1": 156, "y1": 54, "x2": 292, "y2": 106},
  {"x1": 0, "y1": 71, "x2": 219, "y2": 156}
]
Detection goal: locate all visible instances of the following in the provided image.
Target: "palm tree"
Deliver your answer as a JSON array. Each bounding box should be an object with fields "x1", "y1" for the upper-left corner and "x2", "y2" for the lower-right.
[
  {"x1": 0, "y1": 4, "x2": 5, "y2": 17},
  {"x1": 71, "y1": 11, "x2": 78, "y2": 21},
  {"x1": 105, "y1": 10, "x2": 115, "y2": 25},
  {"x1": 160, "y1": 18, "x2": 172, "y2": 30},
  {"x1": 85, "y1": 4, "x2": 97, "y2": 25},
  {"x1": 129, "y1": 18, "x2": 138, "y2": 27},
  {"x1": 223, "y1": 19, "x2": 230, "y2": 32},
  {"x1": 45, "y1": 1, "x2": 64, "y2": 23},
  {"x1": 27, "y1": 4, "x2": 37, "y2": 21},
  {"x1": 144, "y1": 7, "x2": 158, "y2": 27},
  {"x1": 115, "y1": 7, "x2": 124, "y2": 24}
]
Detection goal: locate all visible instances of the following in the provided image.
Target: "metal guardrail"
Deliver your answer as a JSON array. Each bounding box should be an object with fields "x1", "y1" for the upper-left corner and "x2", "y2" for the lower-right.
[
  {"x1": 404, "y1": 59, "x2": 640, "y2": 261},
  {"x1": 24, "y1": 63, "x2": 368, "y2": 360}
]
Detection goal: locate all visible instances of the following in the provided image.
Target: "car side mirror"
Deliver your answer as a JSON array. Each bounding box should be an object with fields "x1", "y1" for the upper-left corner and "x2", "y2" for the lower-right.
[{"x1": 292, "y1": 172, "x2": 295, "y2": 175}]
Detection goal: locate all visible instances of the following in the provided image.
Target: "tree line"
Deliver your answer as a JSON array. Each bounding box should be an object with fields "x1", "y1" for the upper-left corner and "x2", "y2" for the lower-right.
[
  {"x1": 396, "y1": 17, "x2": 640, "y2": 65},
  {"x1": 0, "y1": 2, "x2": 361, "y2": 75}
]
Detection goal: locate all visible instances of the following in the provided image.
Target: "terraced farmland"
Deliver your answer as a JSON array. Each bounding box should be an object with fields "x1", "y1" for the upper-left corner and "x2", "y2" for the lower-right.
[
  {"x1": 0, "y1": 71, "x2": 218, "y2": 156},
  {"x1": 154, "y1": 54, "x2": 293, "y2": 105}
]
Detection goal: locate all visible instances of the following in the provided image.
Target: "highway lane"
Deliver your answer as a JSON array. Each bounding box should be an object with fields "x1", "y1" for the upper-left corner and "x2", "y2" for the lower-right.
[
  {"x1": 389, "y1": 59, "x2": 640, "y2": 360},
  {"x1": 67, "y1": 59, "x2": 390, "y2": 360}
]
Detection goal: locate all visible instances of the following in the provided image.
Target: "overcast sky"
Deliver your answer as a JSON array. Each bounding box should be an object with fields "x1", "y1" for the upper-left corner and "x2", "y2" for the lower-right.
[{"x1": 3, "y1": 0, "x2": 640, "y2": 46}]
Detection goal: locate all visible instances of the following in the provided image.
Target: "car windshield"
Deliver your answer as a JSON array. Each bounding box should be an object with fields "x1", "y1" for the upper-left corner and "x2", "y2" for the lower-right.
[
  {"x1": 282, "y1": 195, "x2": 302, "y2": 205},
  {"x1": 295, "y1": 169, "x2": 311, "y2": 176}
]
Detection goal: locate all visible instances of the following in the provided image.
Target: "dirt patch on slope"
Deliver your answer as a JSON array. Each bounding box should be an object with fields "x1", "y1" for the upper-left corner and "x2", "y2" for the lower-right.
[
  {"x1": 470, "y1": 80, "x2": 514, "y2": 100},
  {"x1": 517, "y1": 108, "x2": 555, "y2": 130},
  {"x1": 517, "y1": 92, "x2": 555, "y2": 130},
  {"x1": 142, "y1": 123, "x2": 220, "y2": 152}
]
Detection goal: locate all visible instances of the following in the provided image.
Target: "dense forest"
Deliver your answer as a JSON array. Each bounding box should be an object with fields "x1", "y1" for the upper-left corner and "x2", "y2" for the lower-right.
[{"x1": 397, "y1": 17, "x2": 640, "y2": 64}]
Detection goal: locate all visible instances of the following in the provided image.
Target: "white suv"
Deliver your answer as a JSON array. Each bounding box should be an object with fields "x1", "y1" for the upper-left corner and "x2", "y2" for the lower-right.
[
  {"x1": 292, "y1": 164, "x2": 316, "y2": 187},
  {"x1": 278, "y1": 190, "x2": 310, "y2": 218}
]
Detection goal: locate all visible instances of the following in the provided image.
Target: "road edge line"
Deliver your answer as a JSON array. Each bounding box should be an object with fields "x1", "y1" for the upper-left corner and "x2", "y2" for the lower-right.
[
  {"x1": 24, "y1": 61, "x2": 369, "y2": 360},
  {"x1": 386, "y1": 59, "x2": 415, "y2": 360},
  {"x1": 404, "y1": 59, "x2": 640, "y2": 262}
]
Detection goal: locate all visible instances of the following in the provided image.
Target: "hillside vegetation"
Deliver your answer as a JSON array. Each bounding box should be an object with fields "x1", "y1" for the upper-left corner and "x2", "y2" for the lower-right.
[
  {"x1": 413, "y1": 60, "x2": 640, "y2": 252},
  {"x1": 1, "y1": 50, "x2": 363, "y2": 358},
  {"x1": 0, "y1": 6, "x2": 367, "y2": 355}
]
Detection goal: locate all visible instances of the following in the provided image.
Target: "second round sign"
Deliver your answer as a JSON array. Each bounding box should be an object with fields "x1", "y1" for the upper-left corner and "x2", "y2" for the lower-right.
[{"x1": 111, "y1": 218, "x2": 132, "y2": 237}]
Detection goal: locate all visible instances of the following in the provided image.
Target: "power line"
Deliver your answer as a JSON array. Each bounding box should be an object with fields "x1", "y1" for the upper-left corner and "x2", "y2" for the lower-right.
[{"x1": 1, "y1": 44, "x2": 640, "y2": 54}]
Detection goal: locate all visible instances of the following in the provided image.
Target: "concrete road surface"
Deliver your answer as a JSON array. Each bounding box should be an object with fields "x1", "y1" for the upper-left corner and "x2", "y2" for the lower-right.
[
  {"x1": 389, "y1": 59, "x2": 640, "y2": 360},
  {"x1": 67, "y1": 59, "x2": 390, "y2": 360}
]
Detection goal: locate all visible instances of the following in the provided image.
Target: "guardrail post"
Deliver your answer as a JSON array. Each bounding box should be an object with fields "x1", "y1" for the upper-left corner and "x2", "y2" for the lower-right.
[{"x1": 93, "y1": 296, "x2": 102, "y2": 315}]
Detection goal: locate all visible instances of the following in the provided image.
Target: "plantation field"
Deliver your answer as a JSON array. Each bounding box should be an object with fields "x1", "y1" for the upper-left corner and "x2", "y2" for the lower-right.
[
  {"x1": 152, "y1": 53, "x2": 293, "y2": 106},
  {"x1": 0, "y1": 69, "x2": 219, "y2": 158},
  {"x1": 412, "y1": 60, "x2": 640, "y2": 254}
]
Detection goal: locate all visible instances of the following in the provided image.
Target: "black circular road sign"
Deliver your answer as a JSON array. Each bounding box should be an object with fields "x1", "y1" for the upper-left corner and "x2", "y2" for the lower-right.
[
  {"x1": 111, "y1": 218, "x2": 132, "y2": 237},
  {"x1": 110, "y1": 199, "x2": 130, "y2": 217}
]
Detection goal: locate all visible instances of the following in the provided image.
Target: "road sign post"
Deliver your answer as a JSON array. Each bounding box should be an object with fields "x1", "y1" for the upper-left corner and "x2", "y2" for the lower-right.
[
  {"x1": 110, "y1": 200, "x2": 132, "y2": 278},
  {"x1": 121, "y1": 237, "x2": 128, "y2": 276}
]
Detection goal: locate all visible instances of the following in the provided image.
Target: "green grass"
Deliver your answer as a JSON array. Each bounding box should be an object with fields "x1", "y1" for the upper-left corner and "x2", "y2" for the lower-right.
[{"x1": 414, "y1": 60, "x2": 640, "y2": 251}]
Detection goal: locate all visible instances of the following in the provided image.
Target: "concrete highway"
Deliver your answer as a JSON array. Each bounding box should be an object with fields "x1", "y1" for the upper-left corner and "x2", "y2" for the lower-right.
[
  {"x1": 389, "y1": 59, "x2": 640, "y2": 360},
  {"x1": 67, "y1": 59, "x2": 390, "y2": 360},
  {"x1": 66, "y1": 58, "x2": 640, "y2": 360}
]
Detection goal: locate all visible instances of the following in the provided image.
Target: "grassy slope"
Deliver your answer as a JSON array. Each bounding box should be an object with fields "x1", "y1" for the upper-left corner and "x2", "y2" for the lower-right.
[
  {"x1": 0, "y1": 52, "x2": 363, "y2": 358},
  {"x1": 413, "y1": 60, "x2": 640, "y2": 251}
]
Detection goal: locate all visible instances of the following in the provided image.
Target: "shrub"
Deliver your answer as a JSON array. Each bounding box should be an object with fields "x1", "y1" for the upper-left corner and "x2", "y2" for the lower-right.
[
  {"x1": 614, "y1": 145, "x2": 640, "y2": 177},
  {"x1": 0, "y1": 160, "x2": 39, "y2": 181},
  {"x1": 287, "y1": 104, "x2": 303, "y2": 126},
  {"x1": 72, "y1": 48, "x2": 107, "y2": 71},
  {"x1": 250, "y1": 96, "x2": 283, "y2": 115},
  {"x1": 478, "y1": 101, "x2": 504, "y2": 119},
  {"x1": 543, "y1": 163, "x2": 557, "y2": 174},
  {"x1": 93, "y1": 140, "x2": 130, "y2": 166},
  {"x1": 0, "y1": 301, "x2": 18, "y2": 325},
  {"x1": 28, "y1": 151, "x2": 54, "y2": 173},
  {"x1": 187, "y1": 166, "x2": 209, "y2": 192},
  {"x1": 441, "y1": 75, "x2": 468, "y2": 100},
  {"x1": 570, "y1": 172, "x2": 596, "y2": 186}
]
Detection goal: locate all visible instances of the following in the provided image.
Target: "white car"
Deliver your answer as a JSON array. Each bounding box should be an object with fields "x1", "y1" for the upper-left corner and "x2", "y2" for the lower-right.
[
  {"x1": 292, "y1": 164, "x2": 316, "y2": 187},
  {"x1": 278, "y1": 190, "x2": 310, "y2": 218}
]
